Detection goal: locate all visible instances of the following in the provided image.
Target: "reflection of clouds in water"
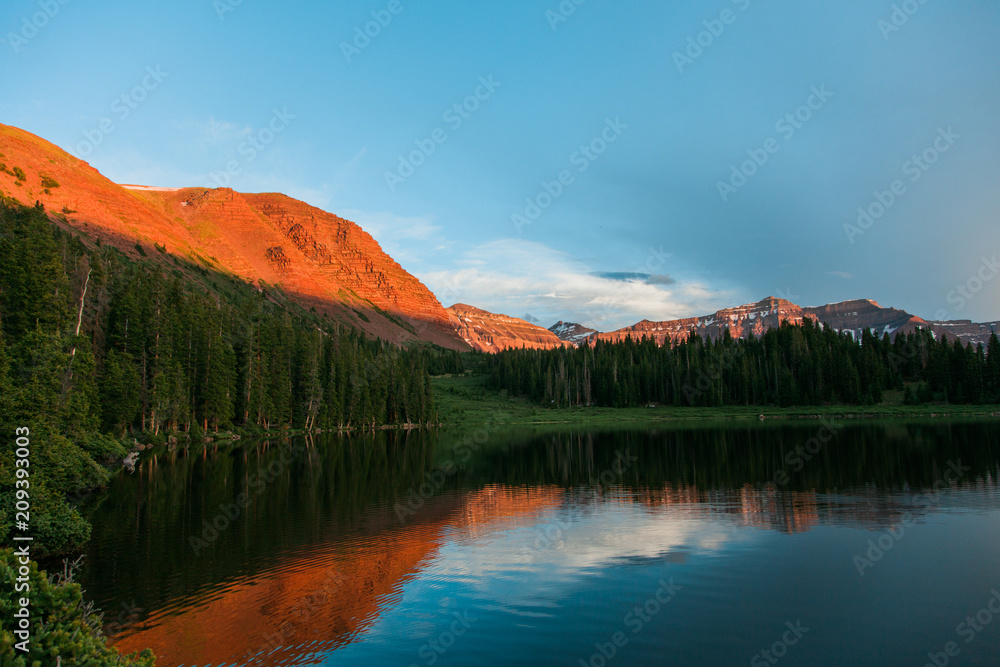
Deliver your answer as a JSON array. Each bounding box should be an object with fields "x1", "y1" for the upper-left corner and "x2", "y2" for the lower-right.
[{"x1": 422, "y1": 499, "x2": 747, "y2": 610}]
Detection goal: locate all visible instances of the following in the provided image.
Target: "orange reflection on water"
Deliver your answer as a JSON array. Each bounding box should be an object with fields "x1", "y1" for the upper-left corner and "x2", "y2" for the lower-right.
[{"x1": 110, "y1": 485, "x2": 564, "y2": 666}]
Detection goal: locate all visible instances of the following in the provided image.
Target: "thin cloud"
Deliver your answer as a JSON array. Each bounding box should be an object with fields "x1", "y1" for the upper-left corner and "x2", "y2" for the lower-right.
[
  {"x1": 174, "y1": 117, "x2": 251, "y2": 145},
  {"x1": 346, "y1": 210, "x2": 443, "y2": 241},
  {"x1": 343, "y1": 210, "x2": 452, "y2": 274},
  {"x1": 94, "y1": 148, "x2": 204, "y2": 189},
  {"x1": 592, "y1": 272, "x2": 676, "y2": 286}
]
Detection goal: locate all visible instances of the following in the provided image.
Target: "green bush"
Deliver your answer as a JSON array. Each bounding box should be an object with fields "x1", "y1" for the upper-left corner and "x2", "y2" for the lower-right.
[
  {"x1": 12, "y1": 167, "x2": 26, "y2": 182},
  {"x1": 0, "y1": 550, "x2": 155, "y2": 665},
  {"x1": 0, "y1": 424, "x2": 107, "y2": 557},
  {"x1": 20, "y1": 427, "x2": 109, "y2": 504},
  {"x1": 40, "y1": 175, "x2": 59, "y2": 190},
  {"x1": 186, "y1": 421, "x2": 205, "y2": 442},
  {"x1": 79, "y1": 433, "x2": 128, "y2": 464},
  {"x1": 136, "y1": 431, "x2": 165, "y2": 448},
  {"x1": 28, "y1": 489, "x2": 92, "y2": 557}
]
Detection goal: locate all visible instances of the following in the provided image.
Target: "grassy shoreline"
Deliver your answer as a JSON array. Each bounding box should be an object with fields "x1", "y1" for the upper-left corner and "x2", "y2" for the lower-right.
[{"x1": 431, "y1": 374, "x2": 1000, "y2": 427}]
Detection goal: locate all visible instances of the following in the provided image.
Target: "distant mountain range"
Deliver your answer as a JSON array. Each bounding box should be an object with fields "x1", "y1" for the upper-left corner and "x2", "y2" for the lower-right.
[
  {"x1": 449, "y1": 297, "x2": 1000, "y2": 352},
  {"x1": 446, "y1": 296, "x2": 999, "y2": 353},
  {"x1": 2, "y1": 123, "x2": 996, "y2": 355},
  {"x1": 546, "y1": 297, "x2": 1000, "y2": 349}
]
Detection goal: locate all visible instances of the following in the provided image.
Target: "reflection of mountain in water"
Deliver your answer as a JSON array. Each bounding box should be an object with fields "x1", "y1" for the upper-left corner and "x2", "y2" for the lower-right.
[{"x1": 84, "y1": 422, "x2": 1000, "y2": 666}]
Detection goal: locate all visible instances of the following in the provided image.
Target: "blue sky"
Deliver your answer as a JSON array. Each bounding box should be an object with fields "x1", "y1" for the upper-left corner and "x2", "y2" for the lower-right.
[{"x1": 2, "y1": 0, "x2": 999, "y2": 330}]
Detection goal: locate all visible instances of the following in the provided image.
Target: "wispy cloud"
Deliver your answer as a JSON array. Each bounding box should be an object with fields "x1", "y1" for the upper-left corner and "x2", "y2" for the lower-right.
[
  {"x1": 95, "y1": 148, "x2": 204, "y2": 188},
  {"x1": 173, "y1": 117, "x2": 251, "y2": 145},
  {"x1": 324, "y1": 147, "x2": 368, "y2": 200},
  {"x1": 827, "y1": 271, "x2": 853, "y2": 280},
  {"x1": 341, "y1": 210, "x2": 453, "y2": 273}
]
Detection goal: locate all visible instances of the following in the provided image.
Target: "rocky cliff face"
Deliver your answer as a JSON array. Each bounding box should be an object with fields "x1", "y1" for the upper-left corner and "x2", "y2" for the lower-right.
[
  {"x1": 0, "y1": 123, "x2": 467, "y2": 350},
  {"x1": 448, "y1": 304, "x2": 569, "y2": 352}
]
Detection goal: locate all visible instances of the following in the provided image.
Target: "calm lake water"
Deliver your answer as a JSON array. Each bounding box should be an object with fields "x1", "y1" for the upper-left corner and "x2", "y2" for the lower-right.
[{"x1": 80, "y1": 420, "x2": 1000, "y2": 666}]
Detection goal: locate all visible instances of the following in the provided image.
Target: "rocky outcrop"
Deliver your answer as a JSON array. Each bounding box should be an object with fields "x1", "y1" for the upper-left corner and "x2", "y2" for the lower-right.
[
  {"x1": 448, "y1": 304, "x2": 568, "y2": 352},
  {"x1": 243, "y1": 192, "x2": 458, "y2": 340}
]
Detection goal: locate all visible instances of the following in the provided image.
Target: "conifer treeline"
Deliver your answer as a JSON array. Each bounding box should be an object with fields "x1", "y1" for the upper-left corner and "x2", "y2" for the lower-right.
[
  {"x1": 487, "y1": 320, "x2": 1000, "y2": 408},
  {"x1": 0, "y1": 199, "x2": 440, "y2": 437}
]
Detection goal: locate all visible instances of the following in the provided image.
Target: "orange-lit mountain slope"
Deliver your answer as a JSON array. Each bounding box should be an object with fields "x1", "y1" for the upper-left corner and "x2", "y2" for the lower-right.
[{"x1": 0, "y1": 123, "x2": 467, "y2": 350}]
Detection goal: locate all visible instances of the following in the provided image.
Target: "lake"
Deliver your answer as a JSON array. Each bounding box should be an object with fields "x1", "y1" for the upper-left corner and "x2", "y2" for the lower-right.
[{"x1": 80, "y1": 420, "x2": 1000, "y2": 666}]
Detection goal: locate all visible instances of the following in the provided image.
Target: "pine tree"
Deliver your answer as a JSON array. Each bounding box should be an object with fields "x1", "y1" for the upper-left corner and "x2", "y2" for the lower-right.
[
  {"x1": 0, "y1": 326, "x2": 14, "y2": 430},
  {"x1": 986, "y1": 332, "x2": 1000, "y2": 402}
]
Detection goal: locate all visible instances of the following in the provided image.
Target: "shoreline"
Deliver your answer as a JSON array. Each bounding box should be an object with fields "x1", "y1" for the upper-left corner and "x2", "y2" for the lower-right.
[{"x1": 429, "y1": 373, "x2": 1000, "y2": 427}]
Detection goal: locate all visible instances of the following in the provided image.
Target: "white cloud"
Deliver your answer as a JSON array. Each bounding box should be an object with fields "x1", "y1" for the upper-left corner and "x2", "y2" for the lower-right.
[
  {"x1": 419, "y1": 238, "x2": 733, "y2": 331},
  {"x1": 827, "y1": 271, "x2": 853, "y2": 280},
  {"x1": 311, "y1": 214, "x2": 733, "y2": 331}
]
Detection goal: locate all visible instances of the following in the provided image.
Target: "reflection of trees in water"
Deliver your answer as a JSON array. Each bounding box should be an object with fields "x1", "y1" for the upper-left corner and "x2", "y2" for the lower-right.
[
  {"x1": 473, "y1": 422, "x2": 1000, "y2": 492},
  {"x1": 469, "y1": 422, "x2": 1000, "y2": 535},
  {"x1": 82, "y1": 430, "x2": 440, "y2": 613},
  {"x1": 84, "y1": 423, "x2": 1000, "y2": 586}
]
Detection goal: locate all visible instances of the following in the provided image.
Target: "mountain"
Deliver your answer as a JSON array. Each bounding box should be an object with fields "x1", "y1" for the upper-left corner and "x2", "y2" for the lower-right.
[
  {"x1": 0, "y1": 124, "x2": 467, "y2": 350},
  {"x1": 591, "y1": 297, "x2": 1000, "y2": 347},
  {"x1": 549, "y1": 321, "x2": 598, "y2": 345},
  {"x1": 447, "y1": 304, "x2": 568, "y2": 352}
]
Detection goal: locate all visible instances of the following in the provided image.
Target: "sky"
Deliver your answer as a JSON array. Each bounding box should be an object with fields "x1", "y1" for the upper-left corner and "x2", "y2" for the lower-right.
[{"x1": 2, "y1": 0, "x2": 999, "y2": 331}]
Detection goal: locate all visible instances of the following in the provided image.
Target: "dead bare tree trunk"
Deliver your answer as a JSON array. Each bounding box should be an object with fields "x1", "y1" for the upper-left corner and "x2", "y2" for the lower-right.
[{"x1": 62, "y1": 266, "x2": 93, "y2": 401}]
